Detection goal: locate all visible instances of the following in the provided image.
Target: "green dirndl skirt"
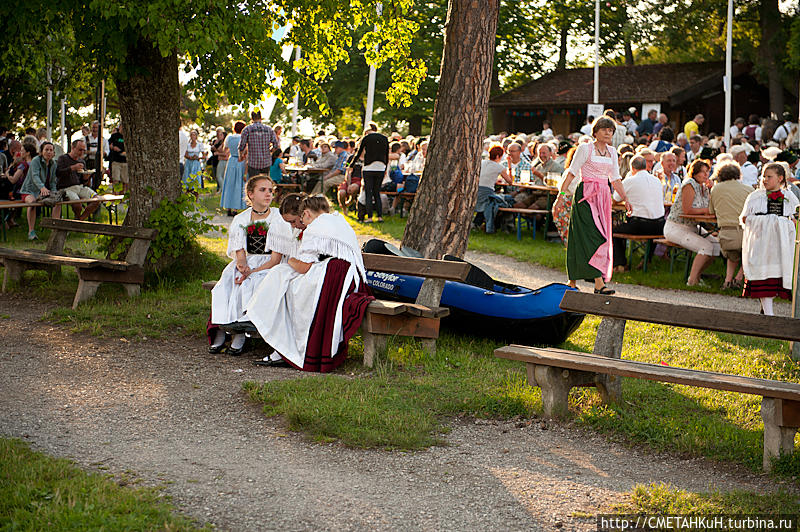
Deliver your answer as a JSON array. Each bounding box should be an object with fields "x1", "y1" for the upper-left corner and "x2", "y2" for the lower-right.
[{"x1": 566, "y1": 182, "x2": 605, "y2": 281}]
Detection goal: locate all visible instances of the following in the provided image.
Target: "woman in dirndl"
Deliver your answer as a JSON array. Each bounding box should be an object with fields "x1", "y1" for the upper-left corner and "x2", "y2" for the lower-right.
[{"x1": 552, "y1": 116, "x2": 631, "y2": 294}]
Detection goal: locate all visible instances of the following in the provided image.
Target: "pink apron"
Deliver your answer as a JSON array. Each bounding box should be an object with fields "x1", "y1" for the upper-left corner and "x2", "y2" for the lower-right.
[{"x1": 578, "y1": 145, "x2": 615, "y2": 281}]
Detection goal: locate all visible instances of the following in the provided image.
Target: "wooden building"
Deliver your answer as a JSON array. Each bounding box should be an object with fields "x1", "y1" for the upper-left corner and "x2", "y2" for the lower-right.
[{"x1": 489, "y1": 61, "x2": 777, "y2": 137}]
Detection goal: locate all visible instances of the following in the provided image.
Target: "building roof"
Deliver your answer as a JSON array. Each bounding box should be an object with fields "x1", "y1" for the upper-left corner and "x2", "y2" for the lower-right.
[{"x1": 490, "y1": 61, "x2": 750, "y2": 108}]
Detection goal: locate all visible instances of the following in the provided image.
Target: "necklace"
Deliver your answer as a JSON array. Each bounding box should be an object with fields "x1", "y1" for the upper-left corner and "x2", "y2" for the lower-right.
[{"x1": 252, "y1": 207, "x2": 269, "y2": 215}]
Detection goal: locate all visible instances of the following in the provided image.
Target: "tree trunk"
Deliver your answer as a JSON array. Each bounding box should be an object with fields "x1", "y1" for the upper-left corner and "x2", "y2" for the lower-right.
[
  {"x1": 401, "y1": 0, "x2": 499, "y2": 259},
  {"x1": 408, "y1": 115, "x2": 423, "y2": 137},
  {"x1": 116, "y1": 37, "x2": 182, "y2": 229},
  {"x1": 759, "y1": 0, "x2": 784, "y2": 116},
  {"x1": 557, "y1": 25, "x2": 568, "y2": 71}
]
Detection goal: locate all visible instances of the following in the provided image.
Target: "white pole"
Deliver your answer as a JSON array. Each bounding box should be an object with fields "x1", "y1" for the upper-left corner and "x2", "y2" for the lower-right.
[
  {"x1": 60, "y1": 97, "x2": 66, "y2": 150},
  {"x1": 364, "y1": 3, "x2": 382, "y2": 130},
  {"x1": 46, "y1": 89, "x2": 53, "y2": 140},
  {"x1": 724, "y1": 0, "x2": 733, "y2": 149},
  {"x1": 291, "y1": 47, "x2": 301, "y2": 137},
  {"x1": 593, "y1": 0, "x2": 600, "y2": 104}
]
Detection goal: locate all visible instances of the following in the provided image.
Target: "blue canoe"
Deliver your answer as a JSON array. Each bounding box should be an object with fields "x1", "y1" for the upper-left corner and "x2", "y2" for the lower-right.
[{"x1": 363, "y1": 239, "x2": 584, "y2": 346}]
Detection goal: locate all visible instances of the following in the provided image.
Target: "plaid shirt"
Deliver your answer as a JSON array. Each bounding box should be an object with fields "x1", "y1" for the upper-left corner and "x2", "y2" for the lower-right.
[
  {"x1": 333, "y1": 150, "x2": 349, "y2": 172},
  {"x1": 238, "y1": 122, "x2": 279, "y2": 169}
]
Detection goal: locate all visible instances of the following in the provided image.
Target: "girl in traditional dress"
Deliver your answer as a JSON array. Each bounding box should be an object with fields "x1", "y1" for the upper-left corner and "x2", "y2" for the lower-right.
[
  {"x1": 552, "y1": 117, "x2": 631, "y2": 294},
  {"x1": 740, "y1": 162, "x2": 800, "y2": 315},
  {"x1": 220, "y1": 121, "x2": 247, "y2": 216},
  {"x1": 246, "y1": 196, "x2": 374, "y2": 371},
  {"x1": 209, "y1": 175, "x2": 295, "y2": 355}
]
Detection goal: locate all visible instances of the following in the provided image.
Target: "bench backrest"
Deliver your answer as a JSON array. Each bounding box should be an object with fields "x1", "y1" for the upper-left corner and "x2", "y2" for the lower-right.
[
  {"x1": 560, "y1": 291, "x2": 800, "y2": 342},
  {"x1": 41, "y1": 219, "x2": 158, "y2": 266},
  {"x1": 362, "y1": 253, "x2": 470, "y2": 282}
]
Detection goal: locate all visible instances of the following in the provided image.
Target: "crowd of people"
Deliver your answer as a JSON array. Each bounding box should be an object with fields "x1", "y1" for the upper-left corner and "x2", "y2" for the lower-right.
[
  {"x1": 478, "y1": 107, "x2": 799, "y2": 313},
  {"x1": 189, "y1": 113, "x2": 427, "y2": 222},
  {"x1": 0, "y1": 121, "x2": 127, "y2": 240}
]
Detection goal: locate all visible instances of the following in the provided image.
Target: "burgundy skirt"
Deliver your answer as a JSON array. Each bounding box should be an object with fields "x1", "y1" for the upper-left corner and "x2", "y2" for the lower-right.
[
  {"x1": 743, "y1": 277, "x2": 791, "y2": 300},
  {"x1": 289, "y1": 258, "x2": 374, "y2": 373}
]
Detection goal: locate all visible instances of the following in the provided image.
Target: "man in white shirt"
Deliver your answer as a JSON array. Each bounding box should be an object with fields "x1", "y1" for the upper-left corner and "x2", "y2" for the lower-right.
[
  {"x1": 730, "y1": 117, "x2": 745, "y2": 138},
  {"x1": 611, "y1": 154, "x2": 666, "y2": 271},
  {"x1": 84, "y1": 121, "x2": 109, "y2": 172},
  {"x1": 623, "y1": 109, "x2": 638, "y2": 134},
  {"x1": 579, "y1": 116, "x2": 594, "y2": 137},
  {"x1": 773, "y1": 112, "x2": 795, "y2": 148},
  {"x1": 686, "y1": 135, "x2": 703, "y2": 163},
  {"x1": 730, "y1": 144, "x2": 759, "y2": 187}
]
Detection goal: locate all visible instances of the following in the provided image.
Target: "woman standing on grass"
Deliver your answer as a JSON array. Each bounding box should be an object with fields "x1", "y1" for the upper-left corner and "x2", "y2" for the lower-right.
[
  {"x1": 552, "y1": 116, "x2": 631, "y2": 294},
  {"x1": 740, "y1": 162, "x2": 800, "y2": 315},
  {"x1": 183, "y1": 130, "x2": 206, "y2": 190},
  {"x1": 220, "y1": 121, "x2": 247, "y2": 216}
]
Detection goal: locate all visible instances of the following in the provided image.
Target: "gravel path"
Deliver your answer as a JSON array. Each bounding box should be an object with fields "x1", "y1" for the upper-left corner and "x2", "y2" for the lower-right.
[{"x1": 0, "y1": 238, "x2": 793, "y2": 531}]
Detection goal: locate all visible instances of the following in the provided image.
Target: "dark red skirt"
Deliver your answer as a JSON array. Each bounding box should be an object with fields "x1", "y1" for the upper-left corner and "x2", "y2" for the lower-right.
[
  {"x1": 289, "y1": 259, "x2": 374, "y2": 373},
  {"x1": 743, "y1": 277, "x2": 791, "y2": 300}
]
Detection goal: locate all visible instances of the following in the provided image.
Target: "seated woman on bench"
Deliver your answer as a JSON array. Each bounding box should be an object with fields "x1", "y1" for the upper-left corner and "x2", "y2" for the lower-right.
[
  {"x1": 246, "y1": 195, "x2": 373, "y2": 371},
  {"x1": 21, "y1": 142, "x2": 60, "y2": 241},
  {"x1": 209, "y1": 175, "x2": 295, "y2": 355},
  {"x1": 663, "y1": 159, "x2": 719, "y2": 286}
]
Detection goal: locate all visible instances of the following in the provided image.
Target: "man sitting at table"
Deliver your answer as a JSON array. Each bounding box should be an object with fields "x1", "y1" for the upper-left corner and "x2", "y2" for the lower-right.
[
  {"x1": 509, "y1": 144, "x2": 549, "y2": 213},
  {"x1": 611, "y1": 154, "x2": 665, "y2": 272},
  {"x1": 317, "y1": 141, "x2": 350, "y2": 196},
  {"x1": 55, "y1": 139, "x2": 99, "y2": 221},
  {"x1": 531, "y1": 143, "x2": 564, "y2": 183}
]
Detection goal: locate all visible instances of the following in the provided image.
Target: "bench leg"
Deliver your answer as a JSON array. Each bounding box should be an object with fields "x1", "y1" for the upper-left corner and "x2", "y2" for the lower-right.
[
  {"x1": 73, "y1": 279, "x2": 101, "y2": 309},
  {"x1": 420, "y1": 338, "x2": 436, "y2": 355},
  {"x1": 123, "y1": 283, "x2": 141, "y2": 297},
  {"x1": 2, "y1": 259, "x2": 25, "y2": 292},
  {"x1": 592, "y1": 317, "x2": 626, "y2": 403},
  {"x1": 362, "y1": 332, "x2": 387, "y2": 368},
  {"x1": 533, "y1": 365, "x2": 595, "y2": 418},
  {"x1": 761, "y1": 397, "x2": 800, "y2": 471},
  {"x1": 515, "y1": 214, "x2": 522, "y2": 241}
]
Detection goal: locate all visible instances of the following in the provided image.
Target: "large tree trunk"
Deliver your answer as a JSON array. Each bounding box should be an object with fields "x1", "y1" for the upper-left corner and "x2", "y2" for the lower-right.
[
  {"x1": 116, "y1": 38, "x2": 182, "y2": 229},
  {"x1": 759, "y1": 0, "x2": 784, "y2": 116},
  {"x1": 401, "y1": 0, "x2": 499, "y2": 260}
]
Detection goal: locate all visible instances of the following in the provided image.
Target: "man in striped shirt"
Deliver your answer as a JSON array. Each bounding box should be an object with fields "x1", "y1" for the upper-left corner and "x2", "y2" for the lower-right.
[{"x1": 238, "y1": 110, "x2": 279, "y2": 179}]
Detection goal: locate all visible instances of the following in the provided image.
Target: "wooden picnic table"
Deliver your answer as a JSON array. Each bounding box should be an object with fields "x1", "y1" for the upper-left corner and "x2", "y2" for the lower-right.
[
  {"x1": 285, "y1": 165, "x2": 326, "y2": 173},
  {"x1": 0, "y1": 194, "x2": 125, "y2": 241},
  {"x1": 680, "y1": 213, "x2": 717, "y2": 223}
]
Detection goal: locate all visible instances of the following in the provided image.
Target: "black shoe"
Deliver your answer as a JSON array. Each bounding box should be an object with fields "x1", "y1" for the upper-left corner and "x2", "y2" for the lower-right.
[
  {"x1": 227, "y1": 345, "x2": 248, "y2": 356},
  {"x1": 254, "y1": 357, "x2": 288, "y2": 367},
  {"x1": 208, "y1": 343, "x2": 226, "y2": 354},
  {"x1": 594, "y1": 286, "x2": 615, "y2": 295}
]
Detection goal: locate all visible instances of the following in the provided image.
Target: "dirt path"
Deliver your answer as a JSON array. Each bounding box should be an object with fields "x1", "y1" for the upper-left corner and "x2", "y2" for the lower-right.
[{"x1": 0, "y1": 249, "x2": 792, "y2": 531}]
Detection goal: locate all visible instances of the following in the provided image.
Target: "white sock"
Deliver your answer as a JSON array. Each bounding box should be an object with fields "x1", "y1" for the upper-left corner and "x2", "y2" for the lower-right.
[
  {"x1": 230, "y1": 333, "x2": 246, "y2": 350},
  {"x1": 211, "y1": 329, "x2": 226, "y2": 347},
  {"x1": 760, "y1": 297, "x2": 774, "y2": 316}
]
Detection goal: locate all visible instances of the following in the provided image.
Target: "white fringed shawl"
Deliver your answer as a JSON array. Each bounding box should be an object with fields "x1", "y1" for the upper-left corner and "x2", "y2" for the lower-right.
[
  {"x1": 265, "y1": 208, "x2": 298, "y2": 257},
  {"x1": 298, "y1": 212, "x2": 366, "y2": 281}
]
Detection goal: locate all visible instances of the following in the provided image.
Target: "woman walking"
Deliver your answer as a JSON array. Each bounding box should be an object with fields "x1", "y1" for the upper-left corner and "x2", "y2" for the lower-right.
[{"x1": 552, "y1": 117, "x2": 631, "y2": 294}]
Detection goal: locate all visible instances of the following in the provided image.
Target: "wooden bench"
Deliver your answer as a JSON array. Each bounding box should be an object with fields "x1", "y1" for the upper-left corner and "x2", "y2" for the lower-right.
[
  {"x1": 653, "y1": 238, "x2": 693, "y2": 279},
  {"x1": 611, "y1": 233, "x2": 663, "y2": 272},
  {"x1": 0, "y1": 218, "x2": 157, "y2": 309},
  {"x1": 497, "y1": 207, "x2": 548, "y2": 241},
  {"x1": 202, "y1": 253, "x2": 469, "y2": 367},
  {"x1": 495, "y1": 290, "x2": 800, "y2": 471},
  {"x1": 382, "y1": 191, "x2": 416, "y2": 217},
  {"x1": 273, "y1": 182, "x2": 301, "y2": 204}
]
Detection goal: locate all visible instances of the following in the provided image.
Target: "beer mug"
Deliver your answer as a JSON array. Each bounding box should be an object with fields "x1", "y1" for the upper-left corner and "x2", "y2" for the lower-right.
[{"x1": 520, "y1": 168, "x2": 531, "y2": 184}]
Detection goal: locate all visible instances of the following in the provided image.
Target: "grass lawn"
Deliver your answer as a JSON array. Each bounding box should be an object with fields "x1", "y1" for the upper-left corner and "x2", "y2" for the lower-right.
[
  {"x1": 3, "y1": 190, "x2": 799, "y2": 516},
  {"x1": 0, "y1": 438, "x2": 205, "y2": 530}
]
